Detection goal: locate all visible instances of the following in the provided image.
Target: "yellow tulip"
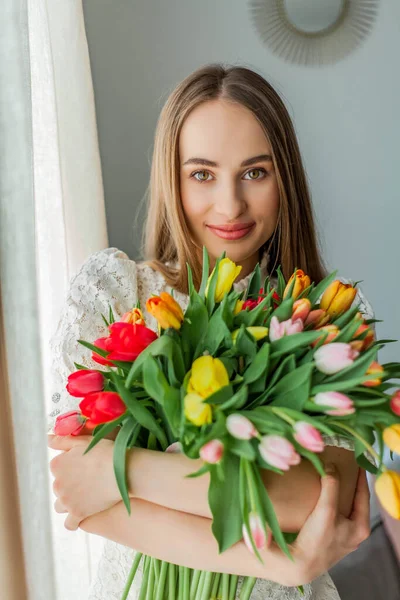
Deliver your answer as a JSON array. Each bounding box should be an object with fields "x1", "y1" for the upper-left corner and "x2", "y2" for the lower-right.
[
  {"x1": 184, "y1": 393, "x2": 213, "y2": 426},
  {"x1": 232, "y1": 326, "x2": 269, "y2": 343},
  {"x1": 320, "y1": 280, "x2": 357, "y2": 318},
  {"x1": 383, "y1": 425, "x2": 400, "y2": 454},
  {"x1": 206, "y1": 258, "x2": 242, "y2": 303},
  {"x1": 146, "y1": 291, "x2": 184, "y2": 330},
  {"x1": 121, "y1": 307, "x2": 146, "y2": 325},
  {"x1": 283, "y1": 269, "x2": 311, "y2": 300},
  {"x1": 375, "y1": 470, "x2": 400, "y2": 519},
  {"x1": 187, "y1": 355, "x2": 229, "y2": 398},
  {"x1": 311, "y1": 324, "x2": 340, "y2": 348},
  {"x1": 234, "y1": 300, "x2": 244, "y2": 315},
  {"x1": 362, "y1": 361, "x2": 384, "y2": 388}
]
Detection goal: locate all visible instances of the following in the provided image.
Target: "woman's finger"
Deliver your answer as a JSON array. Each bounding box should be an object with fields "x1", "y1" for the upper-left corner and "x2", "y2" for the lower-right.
[
  {"x1": 348, "y1": 468, "x2": 371, "y2": 547},
  {"x1": 316, "y1": 463, "x2": 341, "y2": 516},
  {"x1": 64, "y1": 513, "x2": 81, "y2": 531},
  {"x1": 54, "y1": 498, "x2": 68, "y2": 514}
]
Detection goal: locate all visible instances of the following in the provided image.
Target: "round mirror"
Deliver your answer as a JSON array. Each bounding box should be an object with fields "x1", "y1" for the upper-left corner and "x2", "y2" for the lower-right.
[{"x1": 283, "y1": 0, "x2": 345, "y2": 34}]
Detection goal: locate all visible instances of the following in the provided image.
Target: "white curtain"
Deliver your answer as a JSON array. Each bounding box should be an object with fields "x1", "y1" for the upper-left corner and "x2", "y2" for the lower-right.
[{"x1": 1, "y1": 1, "x2": 107, "y2": 598}]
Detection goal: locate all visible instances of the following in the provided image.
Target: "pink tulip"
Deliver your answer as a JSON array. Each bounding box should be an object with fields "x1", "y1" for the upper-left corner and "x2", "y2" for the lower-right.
[
  {"x1": 66, "y1": 370, "x2": 105, "y2": 397},
  {"x1": 54, "y1": 410, "x2": 86, "y2": 436},
  {"x1": 242, "y1": 512, "x2": 272, "y2": 554},
  {"x1": 313, "y1": 391, "x2": 355, "y2": 416},
  {"x1": 304, "y1": 309, "x2": 330, "y2": 328},
  {"x1": 293, "y1": 422, "x2": 325, "y2": 452},
  {"x1": 226, "y1": 414, "x2": 258, "y2": 440},
  {"x1": 200, "y1": 439, "x2": 224, "y2": 464},
  {"x1": 390, "y1": 390, "x2": 400, "y2": 416},
  {"x1": 314, "y1": 343, "x2": 359, "y2": 375},
  {"x1": 269, "y1": 316, "x2": 304, "y2": 342},
  {"x1": 259, "y1": 435, "x2": 301, "y2": 470},
  {"x1": 165, "y1": 441, "x2": 183, "y2": 454}
]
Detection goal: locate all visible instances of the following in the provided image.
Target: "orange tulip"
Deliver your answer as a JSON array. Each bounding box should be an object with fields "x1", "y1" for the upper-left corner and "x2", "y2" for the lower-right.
[
  {"x1": 320, "y1": 280, "x2": 357, "y2": 318},
  {"x1": 292, "y1": 298, "x2": 311, "y2": 322},
  {"x1": 350, "y1": 323, "x2": 375, "y2": 352},
  {"x1": 375, "y1": 470, "x2": 400, "y2": 520},
  {"x1": 304, "y1": 309, "x2": 330, "y2": 328},
  {"x1": 311, "y1": 324, "x2": 340, "y2": 347},
  {"x1": 146, "y1": 292, "x2": 184, "y2": 330},
  {"x1": 121, "y1": 307, "x2": 146, "y2": 325},
  {"x1": 283, "y1": 269, "x2": 311, "y2": 300},
  {"x1": 362, "y1": 361, "x2": 384, "y2": 387}
]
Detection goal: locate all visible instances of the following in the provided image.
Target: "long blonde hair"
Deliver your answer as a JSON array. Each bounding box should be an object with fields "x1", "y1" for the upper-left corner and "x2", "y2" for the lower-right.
[{"x1": 142, "y1": 63, "x2": 328, "y2": 295}]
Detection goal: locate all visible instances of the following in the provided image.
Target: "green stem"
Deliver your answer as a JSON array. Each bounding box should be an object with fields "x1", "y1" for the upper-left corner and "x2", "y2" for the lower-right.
[
  {"x1": 194, "y1": 571, "x2": 206, "y2": 600},
  {"x1": 178, "y1": 565, "x2": 184, "y2": 600},
  {"x1": 200, "y1": 571, "x2": 214, "y2": 600},
  {"x1": 329, "y1": 421, "x2": 382, "y2": 465},
  {"x1": 239, "y1": 576, "x2": 257, "y2": 600},
  {"x1": 210, "y1": 573, "x2": 221, "y2": 599},
  {"x1": 155, "y1": 560, "x2": 168, "y2": 600},
  {"x1": 270, "y1": 407, "x2": 295, "y2": 426},
  {"x1": 221, "y1": 573, "x2": 230, "y2": 600},
  {"x1": 228, "y1": 575, "x2": 239, "y2": 600},
  {"x1": 244, "y1": 459, "x2": 257, "y2": 512},
  {"x1": 168, "y1": 563, "x2": 176, "y2": 599},
  {"x1": 145, "y1": 559, "x2": 155, "y2": 600},
  {"x1": 137, "y1": 556, "x2": 150, "y2": 600},
  {"x1": 183, "y1": 567, "x2": 190, "y2": 599},
  {"x1": 120, "y1": 552, "x2": 143, "y2": 600},
  {"x1": 153, "y1": 558, "x2": 161, "y2": 581},
  {"x1": 189, "y1": 570, "x2": 201, "y2": 600}
]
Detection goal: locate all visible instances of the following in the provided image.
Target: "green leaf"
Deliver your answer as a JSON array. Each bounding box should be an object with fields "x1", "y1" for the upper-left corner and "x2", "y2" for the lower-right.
[
  {"x1": 333, "y1": 316, "x2": 364, "y2": 345},
  {"x1": 199, "y1": 245, "x2": 210, "y2": 300},
  {"x1": 320, "y1": 345, "x2": 378, "y2": 383},
  {"x1": 142, "y1": 354, "x2": 169, "y2": 404},
  {"x1": 232, "y1": 326, "x2": 257, "y2": 364},
  {"x1": 185, "y1": 463, "x2": 211, "y2": 479},
  {"x1": 219, "y1": 385, "x2": 248, "y2": 411},
  {"x1": 331, "y1": 306, "x2": 360, "y2": 330},
  {"x1": 113, "y1": 419, "x2": 141, "y2": 514},
  {"x1": 206, "y1": 251, "x2": 226, "y2": 315},
  {"x1": 109, "y1": 305, "x2": 116, "y2": 324},
  {"x1": 203, "y1": 385, "x2": 234, "y2": 406},
  {"x1": 243, "y1": 343, "x2": 270, "y2": 385},
  {"x1": 229, "y1": 438, "x2": 256, "y2": 460},
  {"x1": 307, "y1": 270, "x2": 338, "y2": 306},
  {"x1": 269, "y1": 363, "x2": 314, "y2": 411},
  {"x1": 245, "y1": 264, "x2": 261, "y2": 300},
  {"x1": 196, "y1": 302, "x2": 233, "y2": 358},
  {"x1": 270, "y1": 331, "x2": 322, "y2": 358},
  {"x1": 209, "y1": 453, "x2": 243, "y2": 553},
  {"x1": 272, "y1": 407, "x2": 336, "y2": 436},
  {"x1": 276, "y1": 266, "x2": 286, "y2": 298},
  {"x1": 267, "y1": 296, "x2": 294, "y2": 325},
  {"x1": 83, "y1": 414, "x2": 127, "y2": 455}
]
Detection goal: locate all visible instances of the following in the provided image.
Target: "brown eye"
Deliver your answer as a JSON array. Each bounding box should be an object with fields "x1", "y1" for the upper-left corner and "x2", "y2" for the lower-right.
[
  {"x1": 192, "y1": 170, "x2": 212, "y2": 183},
  {"x1": 244, "y1": 168, "x2": 266, "y2": 180}
]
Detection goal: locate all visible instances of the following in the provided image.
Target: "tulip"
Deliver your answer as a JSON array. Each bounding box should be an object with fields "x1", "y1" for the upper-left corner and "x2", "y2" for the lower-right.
[
  {"x1": 314, "y1": 343, "x2": 359, "y2": 375},
  {"x1": 313, "y1": 391, "x2": 355, "y2": 416},
  {"x1": 234, "y1": 299, "x2": 245, "y2": 314},
  {"x1": 283, "y1": 269, "x2": 311, "y2": 300},
  {"x1": 66, "y1": 370, "x2": 105, "y2": 397},
  {"x1": 292, "y1": 298, "x2": 311, "y2": 322},
  {"x1": 165, "y1": 441, "x2": 183, "y2": 454},
  {"x1": 241, "y1": 298, "x2": 258, "y2": 311},
  {"x1": 187, "y1": 356, "x2": 229, "y2": 398},
  {"x1": 54, "y1": 410, "x2": 87, "y2": 436},
  {"x1": 184, "y1": 392, "x2": 213, "y2": 426},
  {"x1": 226, "y1": 414, "x2": 258, "y2": 440},
  {"x1": 304, "y1": 309, "x2": 330, "y2": 328},
  {"x1": 232, "y1": 326, "x2": 269, "y2": 343},
  {"x1": 351, "y1": 323, "x2": 375, "y2": 352},
  {"x1": 390, "y1": 391, "x2": 400, "y2": 416},
  {"x1": 293, "y1": 422, "x2": 325, "y2": 452},
  {"x1": 311, "y1": 324, "x2": 340, "y2": 348},
  {"x1": 259, "y1": 435, "x2": 301, "y2": 470},
  {"x1": 146, "y1": 292, "x2": 184, "y2": 330},
  {"x1": 79, "y1": 391, "x2": 127, "y2": 425},
  {"x1": 205, "y1": 257, "x2": 242, "y2": 303},
  {"x1": 383, "y1": 425, "x2": 400, "y2": 455},
  {"x1": 106, "y1": 322, "x2": 158, "y2": 362},
  {"x1": 362, "y1": 361, "x2": 384, "y2": 387},
  {"x1": 121, "y1": 307, "x2": 146, "y2": 325},
  {"x1": 92, "y1": 336, "x2": 115, "y2": 366},
  {"x1": 269, "y1": 316, "x2": 304, "y2": 343},
  {"x1": 200, "y1": 439, "x2": 224, "y2": 464},
  {"x1": 272, "y1": 289, "x2": 281, "y2": 309},
  {"x1": 242, "y1": 512, "x2": 271, "y2": 554},
  {"x1": 320, "y1": 280, "x2": 357, "y2": 318},
  {"x1": 375, "y1": 470, "x2": 400, "y2": 520}
]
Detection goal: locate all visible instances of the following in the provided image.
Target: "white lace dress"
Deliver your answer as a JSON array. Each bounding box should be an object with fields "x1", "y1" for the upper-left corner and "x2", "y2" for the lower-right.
[{"x1": 47, "y1": 247, "x2": 377, "y2": 600}]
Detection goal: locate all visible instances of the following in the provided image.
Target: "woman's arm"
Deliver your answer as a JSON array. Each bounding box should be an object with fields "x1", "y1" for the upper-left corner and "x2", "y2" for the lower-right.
[{"x1": 126, "y1": 444, "x2": 360, "y2": 532}]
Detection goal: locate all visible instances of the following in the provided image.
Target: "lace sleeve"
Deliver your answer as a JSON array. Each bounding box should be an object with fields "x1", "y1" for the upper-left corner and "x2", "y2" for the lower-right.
[{"x1": 47, "y1": 247, "x2": 139, "y2": 433}]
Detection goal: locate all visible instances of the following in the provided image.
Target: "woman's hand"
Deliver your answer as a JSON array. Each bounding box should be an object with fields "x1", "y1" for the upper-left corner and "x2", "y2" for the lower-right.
[
  {"x1": 48, "y1": 434, "x2": 122, "y2": 531},
  {"x1": 273, "y1": 464, "x2": 371, "y2": 587}
]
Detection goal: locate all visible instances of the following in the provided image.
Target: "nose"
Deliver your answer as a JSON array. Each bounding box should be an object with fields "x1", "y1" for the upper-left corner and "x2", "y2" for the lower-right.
[{"x1": 214, "y1": 179, "x2": 246, "y2": 221}]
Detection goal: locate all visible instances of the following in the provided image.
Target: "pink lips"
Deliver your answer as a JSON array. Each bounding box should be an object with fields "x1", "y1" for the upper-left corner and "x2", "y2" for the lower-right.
[{"x1": 207, "y1": 223, "x2": 255, "y2": 240}]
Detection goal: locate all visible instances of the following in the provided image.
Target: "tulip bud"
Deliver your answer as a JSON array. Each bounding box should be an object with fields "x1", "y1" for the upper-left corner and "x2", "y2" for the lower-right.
[
  {"x1": 92, "y1": 336, "x2": 115, "y2": 366},
  {"x1": 292, "y1": 298, "x2": 312, "y2": 322},
  {"x1": 320, "y1": 280, "x2": 357, "y2": 318},
  {"x1": 269, "y1": 316, "x2": 304, "y2": 343},
  {"x1": 283, "y1": 269, "x2": 311, "y2": 300},
  {"x1": 390, "y1": 391, "x2": 400, "y2": 416},
  {"x1": 375, "y1": 470, "x2": 400, "y2": 520},
  {"x1": 205, "y1": 258, "x2": 242, "y2": 303},
  {"x1": 293, "y1": 422, "x2": 325, "y2": 452},
  {"x1": 226, "y1": 414, "x2": 258, "y2": 440},
  {"x1": 352, "y1": 323, "x2": 375, "y2": 351},
  {"x1": 66, "y1": 370, "x2": 105, "y2": 397},
  {"x1": 184, "y1": 393, "x2": 213, "y2": 426},
  {"x1": 259, "y1": 435, "x2": 301, "y2": 470},
  {"x1": 383, "y1": 425, "x2": 400, "y2": 455},
  {"x1": 311, "y1": 325, "x2": 340, "y2": 348},
  {"x1": 314, "y1": 343, "x2": 359, "y2": 375},
  {"x1": 200, "y1": 439, "x2": 224, "y2": 464},
  {"x1": 304, "y1": 309, "x2": 330, "y2": 328},
  {"x1": 121, "y1": 307, "x2": 146, "y2": 325},
  {"x1": 313, "y1": 391, "x2": 355, "y2": 416},
  {"x1": 234, "y1": 300, "x2": 245, "y2": 314},
  {"x1": 146, "y1": 292, "x2": 184, "y2": 330},
  {"x1": 54, "y1": 410, "x2": 87, "y2": 436},
  {"x1": 79, "y1": 391, "x2": 127, "y2": 425},
  {"x1": 165, "y1": 441, "x2": 183, "y2": 453},
  {"x1": 232, "y1": 326, "x2": 269, "y2": 343},
  {"x1": 242, "y1": 512, "x2": 271, "y2": 554},
  {"x1": 187, "y1": 356, "x2": 229, "y2": 399},
  {"x1": 362, "y1": 361, "x2": 384, "y2": 387}
]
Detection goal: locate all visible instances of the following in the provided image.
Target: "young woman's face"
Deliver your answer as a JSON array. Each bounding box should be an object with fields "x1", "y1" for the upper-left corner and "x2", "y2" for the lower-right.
[{"x1": 179, "y1": 99, "x2": 280, "y2": 274}]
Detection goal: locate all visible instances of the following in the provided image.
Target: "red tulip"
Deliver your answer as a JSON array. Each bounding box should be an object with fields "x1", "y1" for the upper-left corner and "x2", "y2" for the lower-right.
[
  {"x1": 390, "y1": 390, "x2": 400, "y2": 416},
  {"x1": 92, "y1": 336, "x2": 115, "y2": 366},
  {"x1": 54, "y1": 410, "x2": 86, "y2": 436},
  {"x1": 66, "y1": 370, "x2": 105, "y2": 397},
  {"x1": 106, "y1": 322, "x2": 158, "y2": 362},
  {"x1": 79, "y1": 391, "x2": 127, "y2": 425}
]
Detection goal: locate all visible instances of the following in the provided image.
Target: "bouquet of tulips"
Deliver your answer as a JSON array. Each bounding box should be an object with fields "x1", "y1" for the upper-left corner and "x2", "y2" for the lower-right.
[{"x1": 54, "y1": 247, "x2": 400, "y2": 600}]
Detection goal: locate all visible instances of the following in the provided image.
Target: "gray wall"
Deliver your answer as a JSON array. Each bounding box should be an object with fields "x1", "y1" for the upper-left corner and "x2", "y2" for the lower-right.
[{"x1": 82, "y1": 0, "x2": 400, "y2": 362}]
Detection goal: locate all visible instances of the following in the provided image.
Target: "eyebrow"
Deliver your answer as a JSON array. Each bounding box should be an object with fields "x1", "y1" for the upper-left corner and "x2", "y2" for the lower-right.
[{"x1": 182, "y1": 154, "x2": 273, "y2": 168}]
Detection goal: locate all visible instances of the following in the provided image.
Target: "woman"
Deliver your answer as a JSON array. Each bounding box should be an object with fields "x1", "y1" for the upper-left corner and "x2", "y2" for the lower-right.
[{"x1": 47, "y1": 64, "x2": 375, "y2": 599}]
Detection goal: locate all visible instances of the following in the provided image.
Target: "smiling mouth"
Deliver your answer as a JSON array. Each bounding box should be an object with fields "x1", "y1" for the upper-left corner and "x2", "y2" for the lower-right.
[{"x1": 206, "y1": 223, "x2": 255, "y2": 240}]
